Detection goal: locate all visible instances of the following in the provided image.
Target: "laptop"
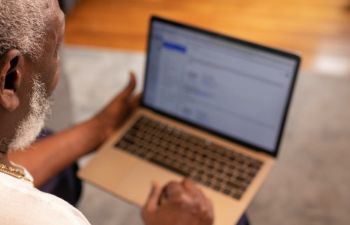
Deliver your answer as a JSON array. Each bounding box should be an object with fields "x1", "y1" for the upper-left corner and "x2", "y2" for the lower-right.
[{"x1": 79, "y1": 16, "x2": 301, "y2": 225}]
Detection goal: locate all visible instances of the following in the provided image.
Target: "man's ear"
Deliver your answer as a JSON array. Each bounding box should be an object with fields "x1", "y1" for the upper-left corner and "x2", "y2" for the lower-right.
[{"x1": 0, "y1": 49, "x2": 23, "y2": 112}]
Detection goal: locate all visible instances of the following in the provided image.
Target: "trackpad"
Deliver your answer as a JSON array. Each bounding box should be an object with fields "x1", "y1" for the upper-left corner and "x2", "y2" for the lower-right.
[{"x1": 115, "y1": 162, "x2": 182, "y2": 206}]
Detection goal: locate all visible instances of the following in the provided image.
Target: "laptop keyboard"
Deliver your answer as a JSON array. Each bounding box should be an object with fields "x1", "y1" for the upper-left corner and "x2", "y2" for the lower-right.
[{"x1": 115, "y1": 116, "x2": 263, "y2": 200}]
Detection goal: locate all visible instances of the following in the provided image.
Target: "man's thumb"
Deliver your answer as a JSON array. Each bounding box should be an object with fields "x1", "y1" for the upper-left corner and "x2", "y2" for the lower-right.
[
  {"x1": 144, "y1": 182, "x2": 162, "y2": 212},
  {"x1": 119, "y1": 72, "x2": 136, "y2": 100}
]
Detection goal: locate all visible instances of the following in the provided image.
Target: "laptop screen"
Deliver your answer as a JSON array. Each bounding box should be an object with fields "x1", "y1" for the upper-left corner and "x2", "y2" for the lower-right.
[{"x1": 143, "y1": 17, "x2": 300, "y2": 155}]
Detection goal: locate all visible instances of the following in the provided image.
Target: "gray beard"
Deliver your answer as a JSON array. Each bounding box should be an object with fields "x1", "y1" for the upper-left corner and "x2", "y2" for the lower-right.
[{"x1": 8, "y1": 76, "x2": 51, "y2": 151}]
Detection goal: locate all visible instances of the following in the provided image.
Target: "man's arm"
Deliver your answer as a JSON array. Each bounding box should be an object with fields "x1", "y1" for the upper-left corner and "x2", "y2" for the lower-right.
[{"x1": 9, "y1": 73, "x2": 139, "y2": 187}]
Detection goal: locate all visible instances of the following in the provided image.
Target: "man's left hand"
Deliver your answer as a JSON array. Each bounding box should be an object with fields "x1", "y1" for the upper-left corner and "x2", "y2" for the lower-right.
[{"x1": 90, "y1": 72, "x2": 140, "y2": 144}]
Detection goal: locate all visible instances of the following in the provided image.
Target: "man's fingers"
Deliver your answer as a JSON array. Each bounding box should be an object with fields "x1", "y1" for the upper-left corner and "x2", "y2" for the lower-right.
[
  {"x1": 163, "y1": 181, "x2": 197, "y2": 208},
  {"x1": 183, "y1": 179, "x2": 211, "y2": 203},
  {"x1": 183, "y1": 179, "x2": 204, "y2": 198},
  {"x1": 165, "y1": 181, "x2": 186, "y2": 198},
  {"x1": 144, "y1": 182, "x2": 162, "y2": 212},
  {"x1": 182, "y1": 179, "x2": 213, "y2": 214},
  {"x1": 130, "y1": 93, "x2": 142, "y2": 110},
  {"x1": 182, "y1": 179, "x2": 204, "y2": 205},
  {"x1": 118, "y1": 72, "x2": 136, "y2": 100}
]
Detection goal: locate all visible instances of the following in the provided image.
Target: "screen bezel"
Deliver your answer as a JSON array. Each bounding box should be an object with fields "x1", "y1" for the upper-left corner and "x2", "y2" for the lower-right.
[{"x1": 141, "y1": 16, "x2": 301, "y2": 157}]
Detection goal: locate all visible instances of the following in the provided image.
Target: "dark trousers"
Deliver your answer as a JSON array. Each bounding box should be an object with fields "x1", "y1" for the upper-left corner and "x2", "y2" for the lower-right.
[{"x1": 37, "y1": 129, "x2": 82, "y2": 206}]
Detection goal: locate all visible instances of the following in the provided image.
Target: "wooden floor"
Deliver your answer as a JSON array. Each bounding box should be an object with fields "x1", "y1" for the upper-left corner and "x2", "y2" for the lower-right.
[{"x1": 65, "y1": 0, "x2": 350, "y2": 75}]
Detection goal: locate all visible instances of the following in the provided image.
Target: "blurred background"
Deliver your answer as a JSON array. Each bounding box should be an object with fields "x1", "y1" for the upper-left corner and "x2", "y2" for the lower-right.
[
  {"x1": 50, "y1": 0, "x2": 350, "y2": 225},
  {"x1": 62, "y1": 0, "x2": 350, "y2": 75}
]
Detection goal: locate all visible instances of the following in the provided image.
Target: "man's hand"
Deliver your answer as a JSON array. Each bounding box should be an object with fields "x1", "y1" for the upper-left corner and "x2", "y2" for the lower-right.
[
  {"x1": 142, "y1": 179, "x2": 214, "y2": 225},
  {"x1": 91, "y1": 72, "x2": 140, "y2": 143},
  {"x1": 10, "y1": 72, "x2": 140, "y2": 187}
]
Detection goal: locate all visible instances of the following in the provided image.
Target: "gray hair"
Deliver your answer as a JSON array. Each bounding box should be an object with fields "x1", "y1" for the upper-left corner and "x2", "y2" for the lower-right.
[{"x1": 0, "y1": 0, "x2": 49, "y2": 60}]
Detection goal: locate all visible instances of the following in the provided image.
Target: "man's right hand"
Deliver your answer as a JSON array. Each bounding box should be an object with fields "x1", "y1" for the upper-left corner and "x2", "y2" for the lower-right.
[{"x1": 142, "y1": 179, "x2": 214, "y2": 225}]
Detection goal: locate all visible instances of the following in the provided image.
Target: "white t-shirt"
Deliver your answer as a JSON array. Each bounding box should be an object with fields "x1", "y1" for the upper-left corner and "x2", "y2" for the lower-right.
[{"x1": 0, "y1": 169, "x2": 91, "y2": 225}]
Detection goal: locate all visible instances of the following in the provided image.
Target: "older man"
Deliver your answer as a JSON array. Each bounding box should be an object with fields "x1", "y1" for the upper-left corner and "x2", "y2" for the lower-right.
[{"x1": 0, "y1": 0, "x2": 215, "y2": 225}]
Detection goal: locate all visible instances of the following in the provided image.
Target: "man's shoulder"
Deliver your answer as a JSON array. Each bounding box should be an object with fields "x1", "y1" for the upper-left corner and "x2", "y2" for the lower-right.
[{"x1": 0, "y1": 173, "x2": 90, "y2": 225}]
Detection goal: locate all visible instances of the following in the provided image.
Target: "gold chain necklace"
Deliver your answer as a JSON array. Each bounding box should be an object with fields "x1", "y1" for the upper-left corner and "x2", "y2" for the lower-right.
[{"x1": 0, "y1": 163, "x2": 32, "y2": 183}]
